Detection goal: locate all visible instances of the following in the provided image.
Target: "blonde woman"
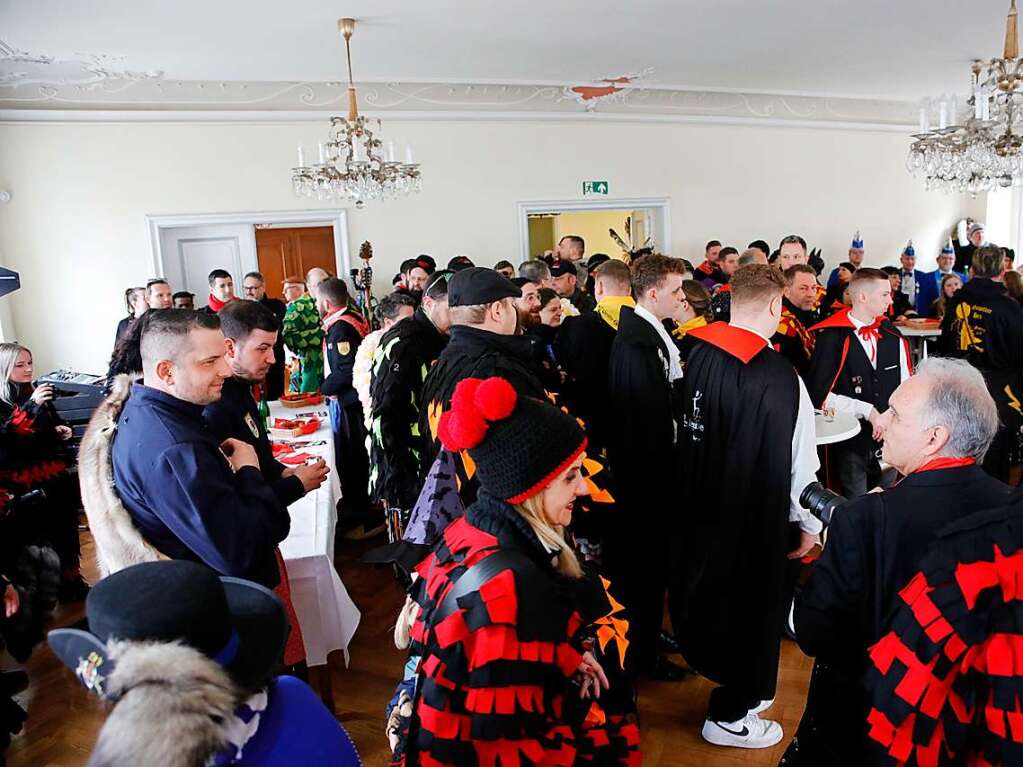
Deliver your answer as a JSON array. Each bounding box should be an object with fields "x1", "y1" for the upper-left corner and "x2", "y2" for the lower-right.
[
  {"x1": 393, "y1": 376, "x2": 638, "y2": 766},
  {"x1": 931, "y1": 272, "x2": 963, "y2": 320},
  {"x1": 0, "y1": 343, "x2": 87, "y2": 602}
]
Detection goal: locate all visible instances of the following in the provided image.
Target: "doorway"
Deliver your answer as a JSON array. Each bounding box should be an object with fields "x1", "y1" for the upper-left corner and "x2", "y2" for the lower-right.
[
  {"x1": 147, "y1": 209, "x2": 350, "y2": 308},
  {"x1": 517, "y1": 197, "x2": 670, "y2": 263}
]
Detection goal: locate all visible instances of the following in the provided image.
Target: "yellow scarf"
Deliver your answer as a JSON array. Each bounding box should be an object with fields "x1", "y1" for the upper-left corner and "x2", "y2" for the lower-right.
[
  {"x1": 672, "y1": 315, "x2": 708, "y2": 339},
  {"x1": 596, "y1": 296, "x2": 636, "y2": 331}
]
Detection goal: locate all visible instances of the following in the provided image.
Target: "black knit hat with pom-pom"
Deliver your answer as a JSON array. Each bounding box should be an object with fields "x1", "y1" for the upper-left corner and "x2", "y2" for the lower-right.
[{"x1": 438, "y1": 377, "x2": 587, "y2": 503}]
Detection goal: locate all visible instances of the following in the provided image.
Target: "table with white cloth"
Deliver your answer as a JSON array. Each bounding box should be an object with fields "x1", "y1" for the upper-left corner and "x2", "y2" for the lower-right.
[
  {"x1": 814, "y1": 411, "x2": 861, "y2": 446},
  {"x1": 269, "y1": 401, "x2": 361, "y2": 672},
  {"x1": 898, "y1": 325, "x2": 941, "y2": 363}
]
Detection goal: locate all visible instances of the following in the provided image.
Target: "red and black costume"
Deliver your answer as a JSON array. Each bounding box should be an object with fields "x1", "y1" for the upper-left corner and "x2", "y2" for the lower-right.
[
  {"x1": 404, "y1": 498, "x2": 639, "y2": 766},
  {"x1": 783, "y1": 459, "x2": 1015, "y2": 766},
  {"x1": 0, "y1": 384, "x2": 81, "y2": 592},
  {"x1": 864, "y1": 493, "x2": 1023, "y2": 765}
]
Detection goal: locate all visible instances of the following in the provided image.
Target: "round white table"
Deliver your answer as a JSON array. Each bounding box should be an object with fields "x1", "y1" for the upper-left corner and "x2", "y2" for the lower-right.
[
  {"x1": 898, "y1": 325, "x2": 941, "y2": 361},
  {"x1": 814, "y1": 411, "x2": 860, "y2": 445}
]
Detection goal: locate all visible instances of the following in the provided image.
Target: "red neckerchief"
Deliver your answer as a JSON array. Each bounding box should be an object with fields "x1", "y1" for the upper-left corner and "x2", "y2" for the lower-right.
[
  {"x1": 687, "y1": 322, "x2": 767, "y2": 364},
  {"x1": 912, "y1": 456, "x2": 975, "y2": 474},
  {"x1": 323, "y1": 306, "x2": 370, "y2": 338},
  {"x1": 716, "y1": 283, "x2": 732, "y2": 294},
  {"x1": 251, "y1": 383, "x2": 262, "y2": 403},
  {"x1": 857, "y1": 317, "x2": 883, "y2": 362},
  {"x1": 696, "y1": 260, "x2": 715, "y2": 276},
  {"x1": 207, "y1": 293, "x2": 234, "y2": 312}
]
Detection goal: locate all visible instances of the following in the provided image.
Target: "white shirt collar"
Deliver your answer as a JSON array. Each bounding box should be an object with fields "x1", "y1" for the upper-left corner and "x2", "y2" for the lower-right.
[
  {"x1": 634, "y1": 303, "x2": 683, "y2": 381},
  {"x1": 727, "y1": 321, "x2": 773, "y2": 346}
]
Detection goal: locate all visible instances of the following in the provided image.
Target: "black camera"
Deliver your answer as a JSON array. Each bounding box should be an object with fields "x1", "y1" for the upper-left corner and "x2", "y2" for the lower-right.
[{"x1": 799, "y1": 482, "x2": 846, "y2": 527}]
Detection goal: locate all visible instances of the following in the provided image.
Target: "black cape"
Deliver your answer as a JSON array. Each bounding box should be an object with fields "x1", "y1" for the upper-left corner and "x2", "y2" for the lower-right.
[
  {"x1": 556, "y1": 310, "x2": 617, "y2": 455},
  {"x1": 669, "y1": 323, "x2": 799, "y2": 698}
]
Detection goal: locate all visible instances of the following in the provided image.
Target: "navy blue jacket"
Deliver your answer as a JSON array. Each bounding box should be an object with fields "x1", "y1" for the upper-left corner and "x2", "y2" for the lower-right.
[
  {"x1": 111, "y1": 384, "x2": 289, "y2": 588},
  {"x1": 203, "y1": 376, "x2": 305, "y2": 508}
]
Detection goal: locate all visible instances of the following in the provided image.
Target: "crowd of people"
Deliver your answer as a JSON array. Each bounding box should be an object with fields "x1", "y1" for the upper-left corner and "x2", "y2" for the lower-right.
[{"x1": 3, "y1": 224, "x2": 1023, "y2": 766}]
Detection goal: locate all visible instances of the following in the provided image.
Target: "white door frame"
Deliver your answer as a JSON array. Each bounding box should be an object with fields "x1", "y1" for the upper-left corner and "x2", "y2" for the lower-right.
[
  {"x1": 516, "y1": 196, "x2": 671, "y2": 263},
  {"x1": 146, "y1": 209, "x2": 351, "y2": 280}
]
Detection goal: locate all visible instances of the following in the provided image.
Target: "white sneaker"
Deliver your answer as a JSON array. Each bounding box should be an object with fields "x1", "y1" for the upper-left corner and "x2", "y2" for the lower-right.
[
  {"x1": 749, "y1": 698, "x2": 774, "y2": 716},
  {"x1": 701, "y1": 713, "x2": 783, "y2": 749}
]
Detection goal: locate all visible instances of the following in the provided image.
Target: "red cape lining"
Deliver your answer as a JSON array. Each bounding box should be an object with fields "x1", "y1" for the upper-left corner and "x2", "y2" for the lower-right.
[{"x1": 688, "y1": 322, "x2": 767, "y2": 364}]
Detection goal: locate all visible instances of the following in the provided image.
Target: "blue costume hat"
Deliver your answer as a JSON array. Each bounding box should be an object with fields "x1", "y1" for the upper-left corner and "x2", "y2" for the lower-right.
[
  {"x1": 903, "y1": 240, "x2": 915, "y2": 257},
  {"x1": 941, "y1": 237, "x2": 955, "y2": 256},
  {"x1": 850, "y1": 230, "x2": 864, "y2": 250}
]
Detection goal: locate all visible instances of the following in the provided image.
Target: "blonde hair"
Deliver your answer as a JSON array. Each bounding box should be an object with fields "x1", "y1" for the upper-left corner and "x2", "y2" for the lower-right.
[
  {"x1": 513, "y1": 495, "x2": 582, "y2": 578},
  {"x1": 0, "y1": 343, "x2": 29, "y2": 407}
]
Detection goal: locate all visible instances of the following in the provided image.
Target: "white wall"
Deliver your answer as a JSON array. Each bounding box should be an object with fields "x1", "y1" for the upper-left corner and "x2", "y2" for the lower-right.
[{"x1": 0, "y1": 119, "x2": 983, "y2": 373}]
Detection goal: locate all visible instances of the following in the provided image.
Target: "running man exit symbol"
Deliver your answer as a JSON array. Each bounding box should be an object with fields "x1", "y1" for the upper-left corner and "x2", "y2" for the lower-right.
[{"x1": 583, "y1": 181, "x2": 609, "y2": 195}]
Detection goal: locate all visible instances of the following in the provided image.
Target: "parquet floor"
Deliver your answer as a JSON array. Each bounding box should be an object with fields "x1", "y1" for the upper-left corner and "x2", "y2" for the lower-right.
[{"x1": 4, "y1": 532, "x2": 813, "y2": 766}]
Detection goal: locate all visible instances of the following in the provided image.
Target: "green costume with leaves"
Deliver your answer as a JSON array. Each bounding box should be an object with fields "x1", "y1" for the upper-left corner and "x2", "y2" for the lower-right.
[{"x1": 282, "y1": 293, "x2": 325, "y2": 393}]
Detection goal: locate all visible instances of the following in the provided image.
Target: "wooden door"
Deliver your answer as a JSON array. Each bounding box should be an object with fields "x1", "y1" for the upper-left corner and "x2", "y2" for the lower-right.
[{"x1": 255, "y1": 226, "x2": 336, "y2": 299}]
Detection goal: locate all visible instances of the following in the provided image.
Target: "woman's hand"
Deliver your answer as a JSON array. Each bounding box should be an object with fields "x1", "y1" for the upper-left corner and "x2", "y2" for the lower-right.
[
  {"x1": 30, "y1": 383, "x2": 54, "y2": 406},
  {"x1": 577, "y1": 651, "x2": 609, "y2": 700},
  {"x1": 4, "y1": 583, "x2": 19, "y2": 618},
  {"x1": 55, "y1": 425, "x2": 72, "y2": 441}
]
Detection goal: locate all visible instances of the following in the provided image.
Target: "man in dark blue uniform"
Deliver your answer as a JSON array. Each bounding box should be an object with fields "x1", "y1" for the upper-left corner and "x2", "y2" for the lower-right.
[{"x1": 111, "y1": 309, "x2": 289, "y2": 588}]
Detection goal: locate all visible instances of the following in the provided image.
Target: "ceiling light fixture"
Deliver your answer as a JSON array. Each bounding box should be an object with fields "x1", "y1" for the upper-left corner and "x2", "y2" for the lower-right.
[{"x1": 291, "y1": 18, "x2": 421, "y2": 208}]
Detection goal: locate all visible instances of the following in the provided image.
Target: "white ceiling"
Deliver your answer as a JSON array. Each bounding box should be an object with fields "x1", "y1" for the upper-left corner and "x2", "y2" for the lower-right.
[{"x1": 0, "y1": 0, "x2": 1015, "y2": 101}]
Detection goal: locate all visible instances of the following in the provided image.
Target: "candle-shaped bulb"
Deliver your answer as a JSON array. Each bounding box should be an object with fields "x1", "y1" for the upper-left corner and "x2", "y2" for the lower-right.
[
  {"x1": 405, "y1": 144, "x2": 414, "y2": 164},
  {"x1": 387, "y1": 141, "x2": 396, "y2": 162},
  {"x1": 297, "y1": 144, "x2": 305, "y2": 167},
  {"x1": 318, "y1": 142, "x2": 326, "y2": 164}
]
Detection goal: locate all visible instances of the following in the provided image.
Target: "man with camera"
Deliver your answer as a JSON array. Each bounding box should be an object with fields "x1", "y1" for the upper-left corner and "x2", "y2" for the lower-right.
[{"x1": 780, "y1": 358, "x2": 1016, "y2": 766}]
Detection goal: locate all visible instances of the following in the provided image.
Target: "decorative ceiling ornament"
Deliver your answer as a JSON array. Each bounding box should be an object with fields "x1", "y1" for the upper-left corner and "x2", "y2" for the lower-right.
[
  {"x1": 291, "y1": 19, "x2": 421, "y2": 209},
  {"x1": 0, "y1": 39, "x2": 162, "y2": 90},
  {"x1": 907, "y1": 0, "x2": 1023, "y2": 195},
  {"x1": 562, "y1": 68, "x2": 653, "y2": 111}
]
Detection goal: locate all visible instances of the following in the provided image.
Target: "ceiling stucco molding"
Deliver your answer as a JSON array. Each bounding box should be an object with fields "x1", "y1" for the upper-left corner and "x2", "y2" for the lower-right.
[{"x1": 0, "y1": 78, "x2": 917, "y2": 129}]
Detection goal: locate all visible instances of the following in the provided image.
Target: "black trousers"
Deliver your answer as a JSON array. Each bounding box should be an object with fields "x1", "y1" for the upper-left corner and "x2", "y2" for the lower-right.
[
  {"x1": 707, "y1": 685, "x2": 760, "y2": 724},
  {"x1": 329, "y1": 399, "x2": 370, "y2": 514}
]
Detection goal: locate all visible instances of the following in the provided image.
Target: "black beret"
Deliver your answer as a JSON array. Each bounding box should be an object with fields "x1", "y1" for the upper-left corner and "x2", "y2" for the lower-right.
[{"x1": 448, "y1": 267, "x2": 522, "y2": 307}]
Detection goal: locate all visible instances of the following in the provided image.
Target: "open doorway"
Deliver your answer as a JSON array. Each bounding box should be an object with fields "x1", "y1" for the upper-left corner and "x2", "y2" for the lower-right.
[
  {"x1": 517, "y1": 197, "x2": 670, "y2": 263},
  {"x1": 147, "y1": 210, "x2": 350, "y2": 309}
]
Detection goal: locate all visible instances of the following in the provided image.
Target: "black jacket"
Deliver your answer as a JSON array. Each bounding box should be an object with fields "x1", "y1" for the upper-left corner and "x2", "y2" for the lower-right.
[
  {"x1": 259, "y1": 296, "x2": 288, "y2": 401},
  {"x1": 788, "y1": 465, "x2": 1015, "y2": 765},
  {"x1": 556, "y1": 311, "x2": 617, "y2": 454},
  {"x1": 368, "y1": 309, "x2": 448, "y2": 509},
  {"x1": 321, "y1": 312, "x2": 367, "y2": 405},
  {"x1": 203, "y1": 376, "x2": 305, "y2": 508}
]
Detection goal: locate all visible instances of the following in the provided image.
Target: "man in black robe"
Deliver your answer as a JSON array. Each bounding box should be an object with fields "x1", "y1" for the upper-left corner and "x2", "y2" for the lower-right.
[
  {"x1": 806, "y1": 268, "x2": 912, "y2": 497},
  {"x1": 557, "y1": 259, "x2": 633, "y2": 456},
  {"x1": 368, "y1": 271, "x2": 451, "y2": 542},
  {"x1": 781, "y1": 357, "x2": 1014, "y2": 766},
  {"x1": 242, "y1": 271, "x2": 288, "y2": 400},
  {"x1": 606, "y1": 254, "x2": 687, "y2": 682},
  {"x1": 938, "y1": 244, "x2": 1023, "y2": 483},
  {"x1": 671, "y1": 264, "x2": 822, "y2": 749},
  {"x1": 420, "y1": 268, "x2": 540, "y2": 504}
]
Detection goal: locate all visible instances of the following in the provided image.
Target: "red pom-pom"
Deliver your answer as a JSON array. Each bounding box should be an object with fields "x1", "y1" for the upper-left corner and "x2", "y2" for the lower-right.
[
  {"x1": 438, "y1": 409, "x2": 488, "y2": 451},
  {"x1": 450, "y1": 378, "x2": 483, "y2": 414},
  {"x1": 474, "y1": 377, "x2": 517, "y2": 421}
]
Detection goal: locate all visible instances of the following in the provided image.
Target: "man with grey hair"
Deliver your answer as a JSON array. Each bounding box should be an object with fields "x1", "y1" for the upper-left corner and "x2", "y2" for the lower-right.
[
  {"x1": 518, "y1": 258, "x2": 553, "y2": 288},
  {"x1": 782, "y1": 356, "x2": 1015, "y2": 765}
]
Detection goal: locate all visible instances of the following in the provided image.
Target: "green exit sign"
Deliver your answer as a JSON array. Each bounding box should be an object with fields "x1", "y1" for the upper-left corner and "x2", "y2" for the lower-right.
[{"x1": 583, "y1": 180, "x2": 609, "y2": 195}]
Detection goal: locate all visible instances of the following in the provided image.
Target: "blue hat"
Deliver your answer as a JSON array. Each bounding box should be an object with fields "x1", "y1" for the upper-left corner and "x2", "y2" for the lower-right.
[
  {"x1": 850, "y1": 230, "x2": 864, "y2": 250},
  {"x1": 941, "y1": 237, "x2": 955, "y2": 256},
  {"x1": 903, "y1": 240, "x2": 915, "y2": 257}
]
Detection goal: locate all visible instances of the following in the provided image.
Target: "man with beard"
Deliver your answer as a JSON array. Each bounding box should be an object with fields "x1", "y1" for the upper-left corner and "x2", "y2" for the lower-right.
[
  {"x1": 672, "y1": 264, "x2": 821, "y2": 748},
  {"x1": 772, "y1": 264, "x2": 819, "y2": 378},
  {"x1": 607, "y1": 254, "x2": 687, "y2": 681},
  {"x1": 557, "y1": 259, "x2": 633, "y2": 455},
  {"x1": 242, "y1": 271, "x2": 288, "y2": 400},
  {"x1": 203, "y1": 301, "x2": 329, "y2": 509},
  {"x1": 511, "y1": 277, "x2": 542, "y2": 331},
  {"x1": 200, "y1": 269, "x2": 238, "y2": 314},
  {"x1": 110, "y1": 310, "x2": 289, "y2": 588},
  {"x1": 420, "y1": 267, "x2": 541, "y2": 504},
  {"x1": 938, "y1": 244, "x2": 1023, "y2": 482},
  {"x1": 368, "y1": 271, "x2": 451, "y2": 543}
]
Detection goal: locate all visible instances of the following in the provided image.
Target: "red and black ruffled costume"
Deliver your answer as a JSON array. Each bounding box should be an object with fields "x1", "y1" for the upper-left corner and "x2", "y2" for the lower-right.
[
  {"x1": 864, "y1": 497, "x2": 1023, "y2": 765},
  {"x1": 401, "y1": 491, "x2": 639, "y2": 766}
]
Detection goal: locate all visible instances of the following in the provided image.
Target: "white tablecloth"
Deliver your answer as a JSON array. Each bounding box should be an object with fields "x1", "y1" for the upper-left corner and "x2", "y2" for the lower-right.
[
  {"x1": 270, "y1": 401, "x2": 361, "y2": 667},
  {"x1": 814, "y1": 411, "x2": 861, "y2": 445}
]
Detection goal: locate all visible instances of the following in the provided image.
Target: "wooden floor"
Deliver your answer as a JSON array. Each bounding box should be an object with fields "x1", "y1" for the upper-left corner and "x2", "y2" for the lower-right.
[{"x1": 4, "y1": 532, "x2": 813, "y2": 766}]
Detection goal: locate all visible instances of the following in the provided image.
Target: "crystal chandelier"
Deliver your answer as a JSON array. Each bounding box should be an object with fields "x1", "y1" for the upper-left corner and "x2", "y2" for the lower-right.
[
  {"x1": 291, "y1": 18, "x2": 422, "y2": 208},
  {"x1": 907, "y1": 0, "x2": 1023, "y2": 194}
]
